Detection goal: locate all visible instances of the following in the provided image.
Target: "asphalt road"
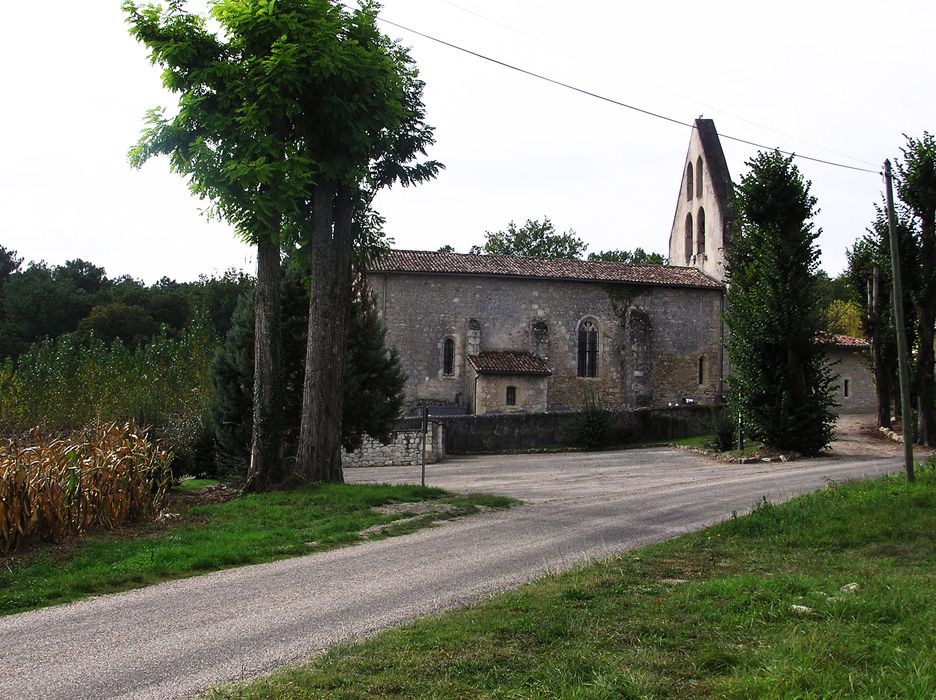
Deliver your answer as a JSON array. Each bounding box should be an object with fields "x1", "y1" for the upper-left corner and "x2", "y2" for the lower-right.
[{"x1": 2, "y1": 423, "x2": 911, "y2": 699}]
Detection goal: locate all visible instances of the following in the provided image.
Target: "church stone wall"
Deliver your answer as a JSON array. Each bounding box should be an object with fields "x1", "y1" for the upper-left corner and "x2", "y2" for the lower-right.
[{"x1": 371, "y1": 272, "x2": 723, "y2": 414}]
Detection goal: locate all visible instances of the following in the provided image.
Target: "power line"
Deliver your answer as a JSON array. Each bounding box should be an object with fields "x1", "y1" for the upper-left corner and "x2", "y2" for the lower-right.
[
  {"x1": 430, "y1": 2, "x2": 878, "y2": 169},
  {"x1": 376, "y1": 14, "x2": 882, "y2": 176},
  {"x1": 433, "y1": 0, "x2": 554, "y2": 47}
]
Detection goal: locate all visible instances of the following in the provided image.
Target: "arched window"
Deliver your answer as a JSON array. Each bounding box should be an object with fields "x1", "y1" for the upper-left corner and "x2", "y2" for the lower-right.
[
  {"x1": 686, "y1": 162, "x2": 694, "y2": 201},
  {"x1": 698, "y1": 355, "x2": 706, "y2": 385},
  {"x1": 577, "y1": 319, "x2": 598, "y2": 378},
  {"x1": 697, "y1": 206, "x2": 706, "y2": 256},
  {"x1": 442, "y1": 337, "x2": 454, "y2": 376},
  {"x1": 696, "y1": 156, "x2": 703, "y2": 198},
  {"x1": 684, "y1": 212, "x2": 693, "y2": 263},
  {"x1": 506, "y1": 386, "x2": 517, "y2": 406}
]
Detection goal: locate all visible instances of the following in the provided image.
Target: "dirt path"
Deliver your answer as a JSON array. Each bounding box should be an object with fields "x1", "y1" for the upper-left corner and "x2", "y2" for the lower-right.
[{"x1": 830, "y1": 413, "x2": 932, "y2": 460}]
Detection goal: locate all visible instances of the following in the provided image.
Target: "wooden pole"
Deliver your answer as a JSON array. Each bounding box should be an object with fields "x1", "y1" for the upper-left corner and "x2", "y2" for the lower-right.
[{"x1": 884, "y1": 159, "x2": 915, "y2": 482}]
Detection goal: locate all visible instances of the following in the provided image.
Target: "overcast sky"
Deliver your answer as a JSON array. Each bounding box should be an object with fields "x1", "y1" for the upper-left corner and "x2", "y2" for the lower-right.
[{"x1": 1, "y1": 1, "x2": 932, "y2": 283}]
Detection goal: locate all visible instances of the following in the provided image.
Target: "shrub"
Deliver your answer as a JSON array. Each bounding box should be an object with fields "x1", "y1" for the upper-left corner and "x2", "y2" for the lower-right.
[
  {"x1": 712, "y1": 408, "x2": 736, "y2": 451},
  {"x1": 570, "y1": 387, "x2": 610, "y2": 449},
  {"x1": 0, "y1": 422, "x2": 172, "y2": 552}
]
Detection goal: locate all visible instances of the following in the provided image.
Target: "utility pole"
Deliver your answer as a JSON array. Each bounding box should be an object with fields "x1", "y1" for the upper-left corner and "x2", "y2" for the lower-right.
[{"x1": 884, "y1": 159, "x2": 915, "y2": 483}]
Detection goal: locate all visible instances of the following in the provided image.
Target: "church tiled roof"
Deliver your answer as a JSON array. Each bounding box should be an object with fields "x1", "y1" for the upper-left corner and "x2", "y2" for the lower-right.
[
  {"x1": 468, "y1": 351, "x2": 552, "y2": 376},
  {"x1": 370, "y1": 250, "x2": 722, "y2": 289}
]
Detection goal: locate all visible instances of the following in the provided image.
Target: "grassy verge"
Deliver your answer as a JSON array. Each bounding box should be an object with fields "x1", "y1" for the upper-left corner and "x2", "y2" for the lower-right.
[
  {"x1": 670, "y1": 433, "x2": 715, "y2": 449},
  {"x1": 207, "y1": 467, "x2": 936, "y2": 699},
  {"x1": 0, "y1": 482, "x2": 513, "y2": 615}
]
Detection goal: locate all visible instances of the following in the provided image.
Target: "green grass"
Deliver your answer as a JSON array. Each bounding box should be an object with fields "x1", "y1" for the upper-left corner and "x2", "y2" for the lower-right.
[
  {"x1": 206, "y1": 466, "x2": 936, "y2": 699},
  {"x1": 670, "y1": 433, "x2": 715, "y2": 449},
  {"x1": 0, "y1": 483, "x2": 514, "y2": 615},
  {"x1": 176, "y1": 478, "x2": 221, "y2": 490}
]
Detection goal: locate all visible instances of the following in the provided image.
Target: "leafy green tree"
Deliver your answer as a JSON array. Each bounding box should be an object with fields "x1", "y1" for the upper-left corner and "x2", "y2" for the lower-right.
[
  {"x1": 1, "y1": 263, "x2": 94, "y2": 357},
  {"x1": 275, "y1": 2, "x2": 438, "y2": 484},
  {"x1": 54, "y1": 259, "x2": 107, "y2": 296},
  {"x1": 896, "y1": 132, "x2": 936, "y2": 446},
  {"x1": 184, "y1": 269, "x2": 253, "y2": 339},
  {"x1": 817, "y1": 271, "x2": 852, "y2": 301},
  {"x1": 125, "y1": 0, "x2": 318, "y2": 489},
  {"x1": 0, "y1": 246, "x2": 22, "y2": 292},
  {"x1": 210, "y1": 263, "x2": 405, "y2": 477},
  {"x1": 142, "y1": 278, "x2": 191, "y2": 333},
  {"x1": 77, "y1": 303, "x2": 160, "y2": 348},
  {"x1": 469, "y1": 218, "x2": 586, "y2": 259},
  {"x1": 0, "y1": 246, "x2": 23, "y2": 358},
  {"x1": 437, "y1": 244, "x2": 455, "y2": 253},
  {"x1": 725, "y1": 151, "x2": 836, "y2": 453},
  {"x1": 847, "y1": 204, "x2": 918, "y2": 429},
  {"x1": 127, "y1": 0, "x2": 439, "y2": 489},
  {"x1": 587, "y1": 248, "x2": 666, "y2": 265},
  {"x1": 823, "y1": 299, "x2": 863, "y2": 337}
]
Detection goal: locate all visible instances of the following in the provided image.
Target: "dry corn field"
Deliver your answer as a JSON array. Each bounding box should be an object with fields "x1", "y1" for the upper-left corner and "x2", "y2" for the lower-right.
[{"x1": 0, "y1": 422, "x2": 173, "y2": 552}]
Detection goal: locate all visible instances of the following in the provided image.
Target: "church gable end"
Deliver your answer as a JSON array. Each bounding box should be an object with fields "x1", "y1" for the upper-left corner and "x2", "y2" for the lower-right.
[{"x1": 668, "y1": 118, "x2": 732, "y2": 282}]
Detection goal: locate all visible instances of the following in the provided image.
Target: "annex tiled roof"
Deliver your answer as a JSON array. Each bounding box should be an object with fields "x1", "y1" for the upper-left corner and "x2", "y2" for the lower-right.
[
  {"x1": 468, "y1": 351, "x2": 552, "y2": 376},
  {"x1": 819, "y1": 333, "x2": 870, "y2": 349},
  {"x1": 370, "y1": 250, "x2": 722, "y2": 289}
]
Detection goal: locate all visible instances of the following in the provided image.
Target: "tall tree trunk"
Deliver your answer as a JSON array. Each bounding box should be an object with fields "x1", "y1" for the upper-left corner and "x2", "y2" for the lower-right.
[
  {"x1": 294, "y1": 184, "x2": 355, "y2": 482},
  {"x1": 869, "y1": 268, "x2": 892, "y2": 429},
  {"x1": 915, "y1": 218, "x2": 936, "y2": 447},
  {"x1": 915, "y1": 307, "x2": 935, "y2": 446},
  {"x1": 245, "y1": 238, "x2": 284, "y2": 491}
]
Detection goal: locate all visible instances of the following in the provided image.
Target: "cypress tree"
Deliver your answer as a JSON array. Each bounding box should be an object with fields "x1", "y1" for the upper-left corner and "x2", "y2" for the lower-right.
[{"x1": 725, "y1": 151, "x2": 836, "y2": 453}]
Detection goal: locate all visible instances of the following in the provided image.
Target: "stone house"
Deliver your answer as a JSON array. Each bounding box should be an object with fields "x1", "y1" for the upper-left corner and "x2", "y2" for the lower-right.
[
  {"x1": 367, "y1": 252, "x2": 724, "y2": 415},
  {"x1": 822, "y1": 335, "x2": 874, "y2": 414}
]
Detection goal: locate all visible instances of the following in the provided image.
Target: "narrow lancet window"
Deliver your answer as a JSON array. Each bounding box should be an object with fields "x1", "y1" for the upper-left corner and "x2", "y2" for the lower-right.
[
  {"x1": 696, "y1": 156, "x2": 703, "y2": 197},
  {"x1": 443, "y1": 337, "x2": 454, "y2": 376},
  {"x1": 685, "y1": 212, "x2": 693, "y2": 263}
]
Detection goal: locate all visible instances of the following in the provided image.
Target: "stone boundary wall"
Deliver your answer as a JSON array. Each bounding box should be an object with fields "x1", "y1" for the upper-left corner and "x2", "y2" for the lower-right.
[
  {"x1": 438, "y1": 406, "x2": 719, "y2": 454},
  {"x1": 342, "y1": 420, "x2": 444, "y2": 468}
]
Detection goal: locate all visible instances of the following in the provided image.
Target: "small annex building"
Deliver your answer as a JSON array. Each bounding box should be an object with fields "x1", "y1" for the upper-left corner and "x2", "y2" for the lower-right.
[
  {"x1": 367, "y1": 252, "x2": 724, "y2": 415},
  {"x1": 822, "y1": 334, "x2": 875, "y2": 414}
]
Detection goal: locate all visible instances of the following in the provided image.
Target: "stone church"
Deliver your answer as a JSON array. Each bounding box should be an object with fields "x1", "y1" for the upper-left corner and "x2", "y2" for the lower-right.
[
  {"x1": 367, "y1": 118, "x2": 873, "y2": 415},
  {"x1": 368, "y1": 252, "x2": 723, "y2": 414}
]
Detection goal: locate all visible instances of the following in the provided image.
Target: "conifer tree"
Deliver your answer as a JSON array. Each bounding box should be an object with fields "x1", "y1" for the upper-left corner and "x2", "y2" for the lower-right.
[
  {"x1": 209, "y1": 263, "x2": 405, "y2": 475},
  {"x1": 725, "y1": 151, "x2": 836, "y2": 453}
]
